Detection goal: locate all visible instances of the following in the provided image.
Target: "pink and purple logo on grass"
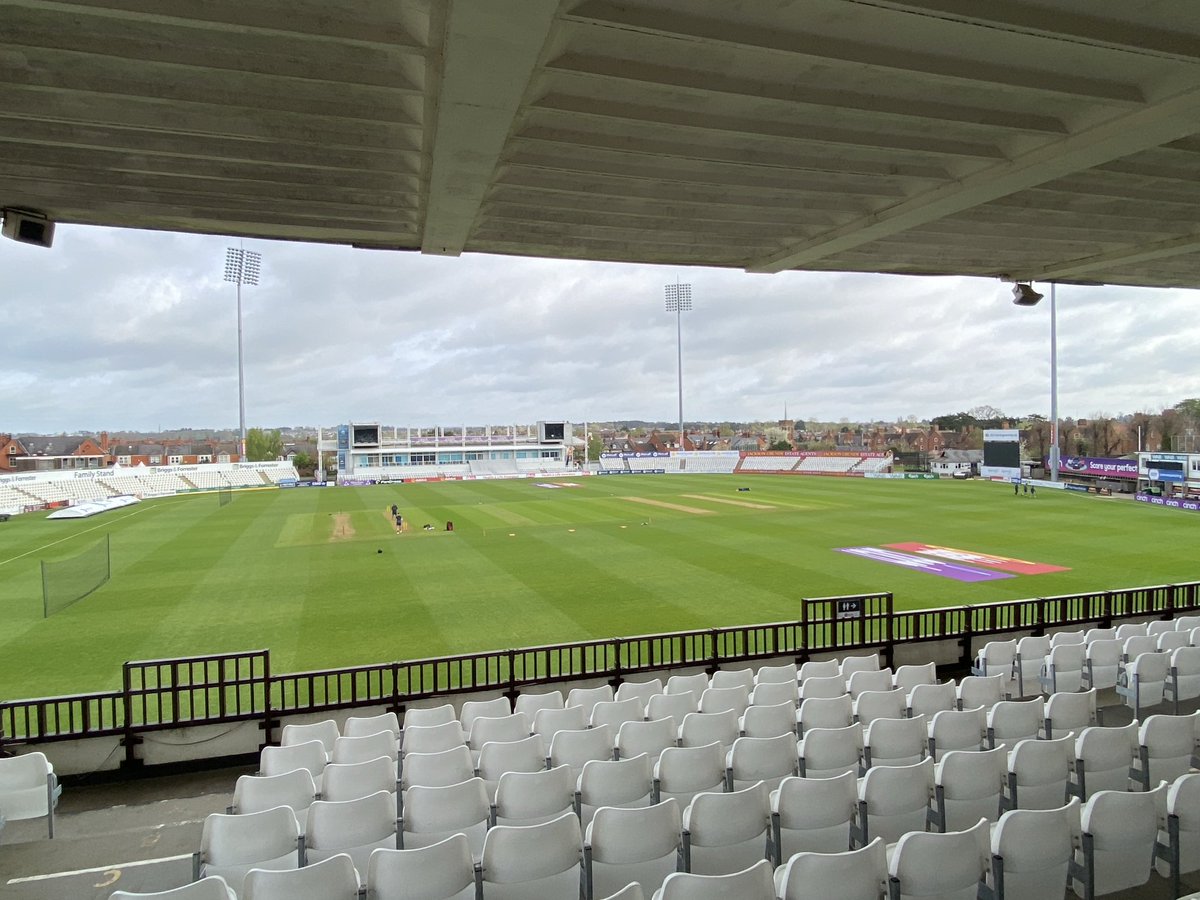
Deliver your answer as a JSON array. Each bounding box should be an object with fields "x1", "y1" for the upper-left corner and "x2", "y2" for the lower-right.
[{"x1": 837, "y1": 543, "x2": 1069, "y2": 582}]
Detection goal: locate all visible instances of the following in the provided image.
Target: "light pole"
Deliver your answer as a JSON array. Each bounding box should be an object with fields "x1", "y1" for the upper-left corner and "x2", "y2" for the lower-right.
[
  {"x1": 665, "y1": 281, "x2": 692, "y2": 450},
  {"x1": 1012, "y1": 280, "x2": 1058, "y2": 481},
  {"x1": 224, "y1": 245, "x2": 261, "y2": 460}
]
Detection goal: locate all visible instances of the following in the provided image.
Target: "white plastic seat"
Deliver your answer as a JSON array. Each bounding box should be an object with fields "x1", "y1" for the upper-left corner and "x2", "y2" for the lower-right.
[
  {"x1": 1004, "y1": 736, "x2": 1074, "y2": 812},
  {"x1": 855, "y1": 757, "x2": 933, "y2": 845},
  {"x1": 196, "y1": 806, "x2": 301, "y2": 895},
  {"x1": 1115, "y1": 622, "x2": 1148, "y2": 641},
  {"x1": 748, "y1": 681, "x2": 798, "y2": 707},
  {"x1": 799, "y1": 659, "x2": 841, "y2": 682},
  {"x1": 847, "y1": 669, "x2": 893, "y2": 699},
  {"x1": 796, "y1": 694, "x2": 853, "y2": 736},
  {"x1": 1117, "y1": 651, "x2": 1169, "y2": 718},
  {"x1": 1050, "y1": 630, "x2": 1086, "y2": 647},
  {"x1": 972, "y1": 640, "x2": 1017, "y2": 681},
  {"x1": 798, "y1": 723, "x2": 862, "y2": 779},
  {"x1": 652, "y1": 859, "x2": 775, "y2": 900},
  {"x1": 679, "y1": 710, "x2": 738, "y2": 754},
  {"x1": 665, "y1": 674, "x2": 709, "y2": 706},
  {"x1": 698, "y1": 685, "x2": 750, "y2": 716},
  {"x1": 477, "y1": 734, "x2": 546, "y2": 801},
  {"x1": 887, "y1": 817, "x2": 990, "y2": 900},
  {"x1": 459, "y1": 697, "x2": 511, "y2": 732},
  {"x1": 617, "y1": 717, "x2": 677, "y2": 760},
  {"x1": 281, "y1": 720, "x2": 339, "y2": 758},
  {"x1": 681, "y1": 781, "x2": 770, "y2": 876},
  {"x1": 893, "y1": 662, "x2": 936, "y2": 694},
  {"x1": 907, "y1": 681, "x2": 957, "y2": 719},
  {"x1": 1166, "y1": 646, "x2": 1200, "y2": 713},
  {"x1": 400, "y1": 745, "x2": 474, "y2": 791},
  {"x1": 241, "y1": 852, "x2": 359, "y2": 900},
  {"x1": 738, "y1": 701, "x2": 796, "y2": 739},
  {"x1": 366, "y1": 834, "x2": 476, "y2": 900},
  {"x1": 343, "y1": 711, "x2": 401, "y2": 741},
  {"x1": 111, "y1": 876, "x2": 237, "y2": 900},
  {"x1": 532, "y1": 705, "x2": 588, "y2": 740},
  {"x1": 852, "y1": 689, "x2": 906, "y2": 726},
  {"x1": 230, "y1": 769, "x2": 317, "y2": 834},
  {"x1": 1155, "y1": 772, "x2": 1200, "y2": 896},
  {"x1": 1082, "y1": 640, "x2": 1122, "y2": 692},
  {"x1": 493, "y1": 765, "x2": 575, "y2": 828},
  {"x1": 304, "y1": 790, "x2": 397, "y2": 880},
  {"x1": 863, "y1": 715, "x2": 926, "y2": 769},
  {"x1": 987, "y1": 698, "x2": 1044, "y2": 748},
  {"x1": 646, "y1": 692, "x2": 698, "y2": 733},
  {"x1": 400, "y1": 777, "x2": 489, "y2": 859},
  {"x1": 710, "y1": 668, "x2": 755, "y2": 692},
  {"x1": 770, "y1": 770, "x2": 858, "y2": 860},
  {"x1": 550, "y1": 724, "x2": 615, "y2": 781},
  {"x1": 654, "y1": 742, "x2": 726, "y2": 808},
  {"x1": 799, "y1": 674, "x2": 846, "y2": 700},
  {"x1": 1157, "y1": 630, "x2": 1191, "y2": 653},
  {"x1": 577, "y1": 754, "x2": 654, "y2": 829},
  {"x1": 514, "y1": 690, "x2": 564, "y2": 718},
  {"x1": 0, "y1": 751, "x2": 60, "y2": 838},
  {"x1": 584, "y1": 797, "x2": 682, "y2": 900},
  {"x1": 600, "y1": 885, "x2": 646, "y2": 900},
  {"x1": 568, "y1": 684, "x2": 617, "y2": 720},
  {"x1": 987, "y1": 799, "x2": 1080, "y2": 900},
  {"x1": 616, "y1": 678, "x2": 664, "y2": 713},
  {"x1": 1072, "y1": 782, "x2": 1169, "y2": 899},
  {"x1": 1072, "y1": 723, "x2": 1137, "y2": 800},
  {"x1": 260, "y1": 740, "x2": 327, "y2": 791},
  {"x1": 1120, "y1": 634, "x2": 1158, "y2": 663},
  {"x1": 931, "y1": 746, "x2": 1006, "y2": 833},
  {"x1": 1039, "y1": 643, "x2": 1086, "y2": 694},
  {"x1": 479, "y1": 810, "x2": 583, "y2": 900},
  {"x1": 467, "y1": 712, "x2": 531, "y2": 763},
  {"x1": 332, "y1": 730, "x2": 398, "y2": 766},
  {"x1": 1084, "y1": 628, "x2": 1117, "y2": 644},
  {"x1": 1146, "y1": 620, "x2": 1174, "y2": 637},
  {"x1": 772, "y1": 837, "x2": 887, "y2": 900},
  {"x1": 726, "y1": 734, "x2": 797, "y2": 792},
  {"x1": 754, "y1": 662, "x2": 798, "y2": 685},
  {"x1": 403, "y1": 704, "x2": 456, "y2": 730},
  {"x1": 1131, "y1": 712, "x2": 1200, "y2": 790},
  {"x1": 926, "y1": 706, "x2": 985, "y2": 761},
  {"x1": 321, "y1": 755, "x2": 397, "y2": 805},
  {"x1": 839, "y1": 655, "x2": 880, "y2": 678},
  {"x1": 1014, "y1": 636, "x2": 1051, "y2": 697},
  {"x1": 592, "y1": 698, "x2": 647, "y2": 732},
  {"x1": 956, "y1": 674, "x2": 1006, "y2": 711},
  {"x1": 1176, "y1": 615, "x2": 1200, "y2": 633},
  {"x1": 401, "y1": 721, "x2": 466, "y2": 757},
  {"x1": 1042, "y1": 689, "x2": 1097, "y2": 739}
]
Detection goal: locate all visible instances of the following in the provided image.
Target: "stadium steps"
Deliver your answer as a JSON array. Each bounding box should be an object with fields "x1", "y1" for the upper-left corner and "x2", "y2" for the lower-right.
[{"x1": 177, "y1": 476, "x2": 199, "y2": 490}]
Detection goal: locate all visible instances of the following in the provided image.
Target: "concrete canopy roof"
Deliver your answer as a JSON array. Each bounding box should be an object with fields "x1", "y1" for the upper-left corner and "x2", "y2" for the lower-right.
[{"x1": 3, "y1": 0, "x2": 1200, "y2": 288}]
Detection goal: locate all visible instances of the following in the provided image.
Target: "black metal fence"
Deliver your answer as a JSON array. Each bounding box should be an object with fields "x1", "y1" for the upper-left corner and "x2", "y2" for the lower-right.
[{"x1": 3, "y1": 582, "x2": 1198, "y2": 759}]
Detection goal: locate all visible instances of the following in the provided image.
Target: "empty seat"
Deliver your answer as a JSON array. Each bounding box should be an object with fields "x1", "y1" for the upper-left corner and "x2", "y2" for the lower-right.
[
  {"x1": 584, "y1": 797, "x2": 682, "y2": 900},
  {"x1": 1131, "y1": 712, "x2": 1200, "y2": 790},
  {"x1": 1014, "y1": 636, "x2": 1051, "y2": 697},
  {"x1": 772, "y1": 837, "x2": 887, "y2": 900},
  {"x1": 679, "y1": 710, "x2": 739, "y2": 754},
  {"x1": 1146, "y1": 620, "x2": 1175, "y2": 637},
  {"x1": 956, "y1": 674, "x2": 1006, "y2": 711},
  {"x1": 1115, "y1": 622, "x2": 1148, "y2": 641},
  {"x1": 600, "y1": 885, "x2": 646, "y2": 900},
  {"x1": 681, "y1": 782, "x2": 771, "y2": 876},
  {"x1": 111, "y1": 877, "x2": 236, "y2": 900},
  {"x1": 1004, "y1": 736, "x2": 1074, "y2": 812},
  {"x1": 855, "y1": 757, "x2": 934, "y2": 845},
  {"x1": 799, "y1": 659, "x2": 840, "y2": 682},
  {"x1": 1175, "y1": 615, "x2": 1200, "y2": 632},
  {"x1": 1073, "y1": 782, "x2": 1169, "y2": 898},
  {"x1": 665, "y1": 674, "x2": 710, "y2": 706},
  {"x1": 847, "y1": 668, "x2": 893, "y2": 699},
  {"x1": 1039, "y1": 643, "x2": 1086, "y2": 694},
  {"x1": 738, "y1": 701, "x2": 796, "y2": 739},
  {"x1": 343, "y1": 711, "x2": 401, "y2": 741},
  {"x1": 321, "y1": 755, "x2": 397, "y2": 805},
  {"x1": 195, "y1": 806, "x2": 301, "y2": 895},
  {"x1": 748, "y1": 681, "x2": 798, "y2": 707},
  {"x1": 401, "y1": 721, "x2": 466, "y2": 757},
  {"x1": 1157, "y1": 630, "x2": 1191, "y2": 653},
  {"x1": 1121, "y1": 634, "x2": 1158, "y2": 663},
  {"x1": 839, "y1": 655, "x2": 880, "y2": 678},
  {"x1": 532, "y1": 705, "x2": 588, "y2": 740},
  {"x1": 1051, "y1": 630, "x2": 1086, "y2": 647},
  {"x1": 1072, "y1": 723, "x2": 1138, "y2": 799},
  {"x1": 987, "y1": 800, "x2": 1080, "y2": 900},
  {"x1": 646, "y1": 692, "x2": 698, "y2": 733},
  {"x1": 400, "y1": 777, "x2": 489, "y2": 858},
  {"x1": 770, "y1": 770, "x2": 857, "y2": 860},
  {"x1": 403, "y1": 704, "x2": 456, "y2": 730},
  {"x1": 0, "y1": 751, "x2": 61, "y2": 838},
  {"x1": 654, "y1": 743, "x2": 726, "y2": 808},
  {"x1": 1155, "y1": 772, "x2": 1200, "y2": 898},
  {"x1": 698, "y1": 686, "x2": 750, "y2": 716},
  {"x1": 888, "y1": 817, "x2": 990, "y2": 900},
  {"x1": 1042, "y1": 689, "x2": 1097, "y2": 739},
  {"x1": 304, "y1": 790, "x2": 398, "y2": 880},
  {"x1": 931, "y1": 747, "x2": 1006, "y2": 833},
  {"x1": 907, "y1": 681, "x2": 957, "y2": 719},
  {"x1": 754, "y1": 662, "x2": 798, "y2": 685},
  {"x1": 366, "y1": 834, "x2": 476, "y2": 900},
  {"x1": 592, "y1": 698, "x2": 647, "y2": 733},
  {"x1": 616, "y1": 678, "x2": 664, "y2": 713},
  {"x1": 617, "y1": 717, "x2": 677, "y2": 760},
  {"x1": 972, "y1": 639, "x2": 1016, "y2": 679},
  {"x1": 577, "y1": 754, "x2": 654, "y2": 829},
  {"x1": 799, "y1": 674, "x2": 846, "y2": 700},
  {"x1": 893, "y1": 662, "x2": 937, "y2": 694},
  {"x1": 467, "y1": 713, "x2": 532, "y2": 763},
  {"x1": 927, "y1": 706, "x2": 985, "y2": 761},
  {"x1": 400, "y1": 745, "x2": 474, "y2": 792},
  {"x1": 230, "y1": 769, "x2": 317, "y2": 834},
  {"x1": 281, "y1": 720, "x2": 339, "y2": 759},
  {"x1": 1117, "y1": 651, "x2": 1169, "y2": 718},
  {"x1": 987, "y1": 698, "x2": 1044, "y2": 748},
  {"x1": 550, "y1": 724, "x2": 615, "y2": 781},
  {"x1": 332, "y1": 731, "x2": 398, "y2": 766},
  {"x1": 1166, "y1": 645, "x2": 1200, "y2": 713},
  {"x1": 568, "y1": 684, "x2": 617, "y2": 720},
  {"x1": 709, "y1": 668, "x2": 755, "y2": 692},
  {"x1": 798, "y1": 723, "x2": 862, "y2": 779},
  {"x1": 477, "y1": 734, "x2": 546, "y2": 800},
  {"x1": 478, "y1": 811, "x2": 583, "y2": 900},
  {"x1": 514, "y1": 690, "x2": 564, "y2": 719},
  {"x1": 796, "y1": 694, "x2": 853, "y2": 736},
  {"x1": 1083, "y1": 640, "x2": 1122, "y2": 692},
  {"x1": 459, "y1": 697, "x2": 511, "y2": 732},
  {"x1": 260, "y1": 740, "x2": 326, "y2": 791},
  {"x1": 241, "y1": 851, "x2": 359, "y2": 900},
  {"x1": 652, "y1": 859, "x2": 775, "y2": 900},
  {"x1": 852, "y1": 689, "x2": 906, "y2": 726},
  {"x1": 493, "y1": 765, "x2": 575, "y2": 828},
  {"x1": 726, "y1": 734, "x2": 797, "y2": 792},
  {"x1": 863, "y1": 715, "x2": 926, "y2": 769},
  {"x1": 1084, "y1": 628, "x2": 1117, "y2": 644}
]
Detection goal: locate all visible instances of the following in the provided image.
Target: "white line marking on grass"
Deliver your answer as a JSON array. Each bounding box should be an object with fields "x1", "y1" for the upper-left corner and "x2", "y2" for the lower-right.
[
  {"x1": 6, "y1": 852, "x2": 192, "y2": 883},
  {"x1": 0, "y1": 504, "x2": 154, "y2": 569}
]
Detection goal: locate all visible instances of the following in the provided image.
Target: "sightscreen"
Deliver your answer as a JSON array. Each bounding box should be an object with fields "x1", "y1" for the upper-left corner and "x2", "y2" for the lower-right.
[{"x1": 42, "y1": 533, "x2": 111, "y2": 618}]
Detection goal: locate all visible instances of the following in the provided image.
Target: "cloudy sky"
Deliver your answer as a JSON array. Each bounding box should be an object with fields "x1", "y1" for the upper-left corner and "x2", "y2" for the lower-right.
[{"x1": 2, "y1": 225, "x2": 1197, "y2": 434}]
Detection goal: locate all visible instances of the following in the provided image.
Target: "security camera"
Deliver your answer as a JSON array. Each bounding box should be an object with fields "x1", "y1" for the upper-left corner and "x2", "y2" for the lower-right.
[{"x1": 2, "y1": 208, "x2": 55, "y2": 248}]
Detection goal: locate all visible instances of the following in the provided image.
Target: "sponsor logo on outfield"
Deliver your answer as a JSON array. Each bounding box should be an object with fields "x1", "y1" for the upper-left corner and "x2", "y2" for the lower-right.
[
  {"x1": 836, "y1": 546, "x2": 1013, "y2": 583},
  {"x1": 883, "y1": 543, "x2": 1069, "y2": 575}
]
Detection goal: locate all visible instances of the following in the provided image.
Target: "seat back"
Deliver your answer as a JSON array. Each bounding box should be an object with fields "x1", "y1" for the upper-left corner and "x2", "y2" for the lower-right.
[
  {"x1": 657, "y1": 859, "x2": 775, "y2": 899},
  {"x1": 366, "y1": 834, "x2": 476, "y2": 900},
  {"x1": 893, "y1": 662, "x2": 936, "y2": 693},
  {"x1": 591, "y1": 698, "x2": 646, "y2": 732},
  {"x1": 0, "y1": 752, "x2": 57, "y2": 827},
  {"x1": 709, "y1": 668, "x2": 755, "y2": 692},
  {"x1": 799, "y1": 674, "x2": 846, "y2": 700},
  {"x1": 934, "y1": 747, "x2": 1006, "y2": 832},
  {"x1": 585, "y1": 798, "x2": 681, "y2": 899},
  {"x1": 1079, "y1": 782, "x2": 1168, "y2": 896},
  {"x1": 655, "y1": 743, "x2": 725, "y2": 806},
  {"x1": 847, "y1": 668, "x2": 893, "y2": 698},
  {"x1": 727, "y1": 734, "x2": 797, "y2": 791},
  {"x1": 956, "y1": 674, "x2": 1005, "y2": 711},
  {"x1": 477, "y1": 734, "x2": 547, "y2": 791},
  {"x1": 332, "y1": 731, "x2": 397, "y2": 765},
  {"x1": 402, "y1": 704, "x2": 456, "y2": 730},
  {"x1": 797, "y1": 694, "x2": 852, "y2": 735},
  {"x1": 260, "y1": 740, "x2": 326, "y2": 783},
  {"x1": 798, "y1": 659, "x2": 840, "y2": 682},
  {"x1": 973, "y1": 640, "x2": 1017, "y2": 677},
  {"x1": 615, "y1": 678, "x2": 664, "y2": 712},
  {"x1": 549, "y1": 724, "x2": 614, "y2": 779},
  {"x1": 1121, "y1": 651, "x2": 1170, "y2": 714},
  {"x1": 774, "y1": 837, "x2": 887, "y2": 900},
  {"x1": 1073, "y1": 722, "x2": 1137, "y2": 798},
  {"x1": 665, "y1": 674, "x2": 710, "y2": 705},
  {"x1": 1156, "y1": 773, "x2": 1200, "y2": 878},
  {"x1": 987, "y1": 698, "x2": 1044, "y2": 746},
  {"x1": 991, "y1": 799, "x2": 1079, "y2": 900},
  {"x1": 616, "y1": 717, "x2": 677, "y2": 760},
  {"x1": 401, "y1": 778, "x2": 489, "y2": 855},
  {"x1": 1083, "y1": 639, "x2": 1123, "y2": 691},
  {"x1": 682, "y1": 782, "x2": 770, "y2": 875},
  {"x1": 199, "y1": 806, "x2": 300, "y2": 893},
  {"x1": 321, "y1": 756, "x2": 396, "y2": 803},
  {"x1": 1138, "y1": 712, "x2": 1200, "y2": 786},
  {"x1": 928, "y1": 706, "x2": 985, "y2": 760},
  {"x1": 343, "y1": 712, "x2": 400, "y2": 741},
  {"x1": 679, "y1": 709, "x2": 738, "y2": 752},
  {"x1": 798, "y1": 723, "x2": 861, "y2": 779},
  {"x1": 1170, "y1": 646, "x2": 1200, "y2": 704},
  {"x1": 749, "y1": 681, "x2": 798, "y2": 707},
  {"x1": 840, "y1": 655, "x2": 880, "y2": 677},
  {"x1": 698, "y1": 686, "x2": 750, "y2": 716},
  {"x1": 400, "y1": 721, "x2": 465, "y2": 756},
  {"x1": 852, "y1": 689, "x2": 906, "y2": 725},
  {"x1": 1050, "y1": 631, "x2": 1085, "y2": 647},
  {"x1": 1006, "y1": 736, "x2": 1073, "y2": 811},
  {"x1": 1043, "y1": 688, "x2": 1096, "y2": 738},
  {"x1": 739, "y1": 701, "x2": 796, "y2": 739},
  {"x1": 908, "y1": 682, "x2": 957, "y2": 719},
  {"x1": 232, "y1": 769, "x2": 317, "y2": 824},
  {"x1": 858, "y1": 758, "x2": 933, "y2": 845},
  {"x1": 1041, "y1": 644, "x2": 1085, "y2": 693},
  {"x1": 889, "y1": 818, "x2": 990, "y2": 900},
  {"x1": 111, "y1": 876, "x2": 236, "y2": 900},
  {"x1": 531, "y1": 705, "x2": 588, "y2": 739},
  {"x1": 242, "y1": 852, "x2": 359, "y2": 900},
  {"x1": 771, "y1": 770, "x2": 857, "y2": 857},
  {"x1": 459, "y1": 697, "x2": 511, "y2": 731},
  {"x1": 305, "y1": 791, "x2": 397, "y2": 867},
  {"x1": 493, "y1": 765, "x2": 574, "y2": 827},
  {"x1": 863, "y1": 715, "x2": 926, "y2": 769},
  {"x1": 479, "y1": 811, "x2": 583, "y2": 899},
  {"x1": 578, "y1": 754, "x2": 654, "y2": 827},
  {"x1": 646, "y1": 691, "x2": 698, "y2": 733},
  {"x1": 466, "y1": 713, "x2": 532, "y2": 753},
  {"x1": 755, "y1": 662, "x2": 798, "y2": 685},
  {"x1": 400, "y1": 745, "x2": 474, "y2": 791},
  {"x1": 280, "y1": 720, "x2": 339, "y2": 756},
  {"x1": 567, "y1": 684, "x2": 616, "y2": 719},
  {"x1": 513, "y1": 690, "x2": 564, "y2": 718}
]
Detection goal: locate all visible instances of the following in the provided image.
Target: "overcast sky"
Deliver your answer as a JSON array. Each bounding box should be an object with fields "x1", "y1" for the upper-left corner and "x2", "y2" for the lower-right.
[{"x1": 2, "y1": 225, "x2": 1197, "y2": 434}]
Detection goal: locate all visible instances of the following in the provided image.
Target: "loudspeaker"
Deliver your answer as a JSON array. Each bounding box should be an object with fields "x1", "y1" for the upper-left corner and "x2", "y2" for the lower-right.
[
  {"x1": 2, "y1": 209, "x2": 55, "y2": 248},
  {"x1": 1011, "y1": 283, "x2": 1043, "y2": 306}
]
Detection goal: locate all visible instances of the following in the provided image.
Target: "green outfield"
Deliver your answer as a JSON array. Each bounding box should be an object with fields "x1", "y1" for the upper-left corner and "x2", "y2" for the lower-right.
[{"x1": 1, "y1": 475, "x2": 1197, "y2": 700}]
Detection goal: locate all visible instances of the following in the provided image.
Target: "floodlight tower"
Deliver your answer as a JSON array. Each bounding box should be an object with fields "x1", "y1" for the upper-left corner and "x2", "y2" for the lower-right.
[
  {"x1": 223, "y1": 245, "x2": 261, "y2": 459},
  {"x1": 664, "y1": 280, "x2": 692, "y2": 450},
  {"x1": 1011, "y1": 280, "x2": 1059, "y2": 481}
]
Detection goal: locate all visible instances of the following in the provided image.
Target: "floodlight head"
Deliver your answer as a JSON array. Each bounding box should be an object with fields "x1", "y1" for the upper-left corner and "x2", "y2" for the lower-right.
[
  {"x1": 1012, "y1": 283, "x2": 1044, "y2": 306},
  {"x1": 665, "y1": 282, "x2": 693, "y2": 312},
  {"x1": 224, "y1": 247, "x2": 262, "y2": 285}
]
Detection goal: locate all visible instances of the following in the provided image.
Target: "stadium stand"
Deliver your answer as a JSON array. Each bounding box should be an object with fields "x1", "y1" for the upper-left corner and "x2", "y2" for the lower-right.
[
  {"x1": 737, "y1": 455, "x2": 801, "y2": 473},
  {"x1": 676, "y1": 454, "x2": 738, "y2": 474},
  {"x1": 796, "y1": 456, "x2": 859, "y2": 474}
]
